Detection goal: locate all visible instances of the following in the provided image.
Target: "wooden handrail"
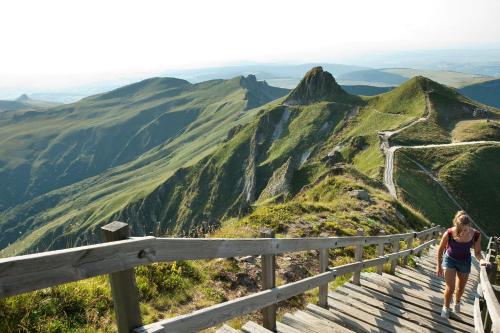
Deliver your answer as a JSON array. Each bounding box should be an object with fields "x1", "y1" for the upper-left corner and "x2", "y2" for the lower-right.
[
  {"x1": 0, "y1": 225, "x2": 441, "y2": 299},
  {"x1": 475, "y1": 236, "x2": 500, "y2": 333},
  {"x1": 134, "y1": 239, "x2": 436, "y2": 333},
  {"x1": 0, "y1": 223, "x2": 442, "y2": 333}
]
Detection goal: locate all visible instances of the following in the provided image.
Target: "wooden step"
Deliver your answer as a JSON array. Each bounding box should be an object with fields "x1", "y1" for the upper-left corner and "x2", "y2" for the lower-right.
[
  {"x1": 327, "y1": 296, "x2": 413, "y2": 332},
  {"x1": 276, "y1": 321, "x2": 303, "y2": 333},
  {"x1": 340, "y1": 283, "x2": 473, "y2": 333},
  {"x1": 306, "y1": 303, "x2": 380, "y2": 333},
  {"x1": 361, "y1": 273, "x2": 474, "y2": 317},
  {"x1": 360, "y1": 276, "x2": 474, "y2": 325},
  {"x1": 241, "y1": 321, "x2": 272, "y2": 333},
  {"x1": 216, "y1": 324, "x2": 241, "y2": 333},
  {"x1": 329, "y1": 290, "x2": 433, "y2": 333}
]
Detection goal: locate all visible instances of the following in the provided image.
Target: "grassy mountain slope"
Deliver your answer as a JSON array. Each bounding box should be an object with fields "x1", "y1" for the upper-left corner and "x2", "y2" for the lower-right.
[
  {"x1": 394, "y1": 144, "x2": 500, "y2": 234},
  {"x1": 389, "y1": 77, "x2": 500, "y2": 145},
  {"x1": 0, "y1": 77, "x2": 289, "y2": 255},
  {"x1": 0, "y1": 76, "x2": 287, "y2": 211}
]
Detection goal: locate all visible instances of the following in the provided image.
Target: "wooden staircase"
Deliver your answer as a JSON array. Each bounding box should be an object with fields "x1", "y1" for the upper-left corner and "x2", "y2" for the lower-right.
[{"x1": 217, "y1": 245, "x2": 479, "y2": 333}]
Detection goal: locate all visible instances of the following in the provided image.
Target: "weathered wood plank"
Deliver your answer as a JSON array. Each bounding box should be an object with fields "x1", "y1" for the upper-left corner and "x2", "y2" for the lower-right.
[
  {"x1": 318, "y1": 248, "x2": 329, "y2": 308},
  {"x1": 480, "y1": 265, "x2": 500, "y2": 331},
  {"x1": 359, "y1": 278, "x2": 474, "y2": 326},
  {"x1": 241, "y1": 321, "x2": 272, "y2": 333},
  {"x1": 329, "y1": 290, "x2": 433, "y2": 333},
  {"x1": 343, "y1": 282, "x2": 473, "y2": 332},
  {"x1": 0, "y1": 237, "x2": 155, "y2": 299},
  {"x1": 306, "y1": 303, "x2": 380, "y2": 333},
  {"x1": 353, "y1": 228, "x2": 364, "y2": 285},
  {"x1": 101, "y1": 222, "x2": 142, "y2": 333},
  {"x1": 362, "y1": 273, "x2": 461, "y2": 311},
  {"x1": 327, "y1": 297, "x2": 412, "y2": 332},
  {"x1": 276, "y1": 321, "x2": 302, "y2": 333},
  {"x1": 0, "y1": 227, "x2": 438, "y2": 299},
  {"x1": 216, "y1": 324, "x2": 241, "y2": 333},
  {"x1": 475, "y1": 297, "x2": 485, "y2": 333},
  {"x1": 294, "y1": 310, "x2": 355, "y2": 333},
  {"x1": 260, "y1": 230, "x2": 276, "y2": 332}
]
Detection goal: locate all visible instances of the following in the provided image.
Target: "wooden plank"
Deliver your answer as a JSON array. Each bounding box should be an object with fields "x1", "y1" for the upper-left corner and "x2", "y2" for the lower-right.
[
  {"x1": 480, "y1": 265, "x2": 500, "y2": 330},
  {"x1": 0, "y1": 237, "x2": 155, "y2": 299},
  {"x1": 0, "y1": 226, "x2": 439, "y2": 299},
  {"x1": 294, "y1": 310, "x2": 355, "y2": 333},
  {"x1": 475, "y1": 297, "x2": 485, "y2": 333},
  {"x1": 390, "y1": 238, "x2": 400, "y2": 274},
  {"x1": 241, "y1": 321, "x2": 272, "y2": 333},
  {"x1": 403, "y1": 231, "x2": 414, "y2": 266},
  {"x1": 329, "y1": 290, "x2": 433, "y2": 333},
  {"x1": 359, "y1": 278, "x2": 474, "y2": 326},
  {"x1": 353, "y1": 228, "x2": 364, "y2": 285},
  {"x1": 101, "y1": 222, "x2": 142, "y2": 333},
  {"x1": 327, "y1": 298, "x2": 412, "y2": 332},
  {"x1": 376, "y1": 230, "x2": 385, "y2": 275},
  {"x1": 260, "y1": 230, "x2": 276, "y2": 332},
  {"x1": 216, "y1": 324, "x2": 240, "y2": 333},
  {"x1": 361, "y1": 273, "x2": 474, "y2": 317},
  {"x1": 276, "y1": 321, "x2": 302, "y2": 333},
  {"x1": 343, "y1": 282, "x2": 473, "y2": 333},
  {"x1": 395, "y1": 268, "x2": 477, "y2": 302},
  {"x1": 306, "y1": 303, "x2": 380, "y2": 333},
  {"x1": 282, "y1": 313, "x2": 332, "y2": 333},
  {"x1": 318, "y1": 248, "x2": 329, "y2": 308},
  {"x1": 133, "y1": 261, "x2": 363, "y2": 333}
]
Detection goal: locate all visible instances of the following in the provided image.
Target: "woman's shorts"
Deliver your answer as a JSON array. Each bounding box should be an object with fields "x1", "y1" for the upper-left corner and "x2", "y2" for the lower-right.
[{"x1": 442, "y1": 252, "x2": 471, "y2": 274}]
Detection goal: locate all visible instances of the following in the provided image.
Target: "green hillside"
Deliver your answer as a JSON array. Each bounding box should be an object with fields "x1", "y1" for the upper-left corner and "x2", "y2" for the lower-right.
[
  {"x1": 0, "y1": 76, "x2": 287, "y2": 211},
  {"x1": 389, "y1": 77, "x2": 500, "y2": 145},
  {"x1": 0, "y1": 76, "x2": 289, "y2": 254},
  {"x1": 2, "y1": 67, "x2": 499, "y2": 257},
  {"x1": 394, "y1": 144, "x2": 500, "y2": 234}
]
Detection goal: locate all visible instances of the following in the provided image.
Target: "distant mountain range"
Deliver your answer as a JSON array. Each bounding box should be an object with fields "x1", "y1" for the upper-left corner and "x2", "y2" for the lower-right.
[
  {"x1": 0, "y1": 94, "x2": 59, "y2": 112},
  {"x1": 1, "y1": 67, "x2": 498, "y2": 257}
]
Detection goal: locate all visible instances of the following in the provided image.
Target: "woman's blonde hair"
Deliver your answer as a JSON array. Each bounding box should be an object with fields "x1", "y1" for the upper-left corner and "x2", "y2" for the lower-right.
[{"x1": 453, "y1": 210, "x2": 471, "y2": 236}]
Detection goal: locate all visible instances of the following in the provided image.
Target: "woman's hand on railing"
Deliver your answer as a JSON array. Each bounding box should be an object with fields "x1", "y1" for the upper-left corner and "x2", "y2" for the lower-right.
[
  {"x1": 436, "y1": 265, "x2": 443, "y2": 277},
  {"x1": 480, "y1": 259, "x2": 491, "y2": 267}
]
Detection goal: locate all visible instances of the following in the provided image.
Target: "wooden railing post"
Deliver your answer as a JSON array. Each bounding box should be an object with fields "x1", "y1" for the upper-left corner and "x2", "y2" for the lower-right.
[
  {"x1": 101, "y1": 221, "x2": 142, "y2": 333},
  {"x1": 390, "y1": 237, "x2": 400, "y2": 275},
  {"x1": 377, "y1": 230, "x2": 385, "y2": 275},
  {"x1": 260, "y1": 230, "x2": 276, "y2": 332},
  {"x1": 318, "y1": 248, "x2": 329, "y2": 308},
  {"x1": 403, "y1": 231, "x2": 414, "y2": 267},
  {"x1": 353, "y1": 228, "x2": 364, "y2": 285}
]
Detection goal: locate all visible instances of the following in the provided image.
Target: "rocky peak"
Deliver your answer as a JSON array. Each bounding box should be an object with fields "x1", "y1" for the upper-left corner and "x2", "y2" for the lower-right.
[
  {"x1": 284, "y1": 67, "x2": 349, "y2": 105},
  {"x1": 16, "y1": 94, "x2": 30, "y2": 101}
]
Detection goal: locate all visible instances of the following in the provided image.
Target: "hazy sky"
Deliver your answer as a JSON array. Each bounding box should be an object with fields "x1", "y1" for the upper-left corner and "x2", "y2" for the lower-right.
[{"x1": 1, "y1": 0, "x2": 499, "y2": 92}]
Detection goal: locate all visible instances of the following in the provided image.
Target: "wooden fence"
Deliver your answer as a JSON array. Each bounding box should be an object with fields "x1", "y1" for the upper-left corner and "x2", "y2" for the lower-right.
[
  {"x1": 475, "y1": 236, "x2": 500, "y2": 333},
  {"x1": 0, "y1": 222, "x2": 442, "y2": 333}
]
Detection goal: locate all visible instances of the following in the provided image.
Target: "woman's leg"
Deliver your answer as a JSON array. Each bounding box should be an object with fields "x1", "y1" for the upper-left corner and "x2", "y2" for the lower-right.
[
  {"x1": 444, "y1": 268, "x2": 456, "y2": 308},
  {"x1": 455, "y1": 271, "x2": 469, "y2": 303}
]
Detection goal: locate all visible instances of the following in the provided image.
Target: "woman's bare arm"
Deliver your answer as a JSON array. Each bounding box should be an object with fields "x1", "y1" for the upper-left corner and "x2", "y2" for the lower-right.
[
  {"x1": 436, "y1": 231, "x2": 448, "y2": 276},
  {"x1": 474, "y1": 233, "x2": 487, "y2": 265}
]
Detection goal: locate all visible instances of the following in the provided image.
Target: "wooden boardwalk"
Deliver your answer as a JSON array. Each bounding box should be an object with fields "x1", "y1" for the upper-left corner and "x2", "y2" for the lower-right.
[{"x1": 218, "y1": 245, "x2": 479, "y2": 333}]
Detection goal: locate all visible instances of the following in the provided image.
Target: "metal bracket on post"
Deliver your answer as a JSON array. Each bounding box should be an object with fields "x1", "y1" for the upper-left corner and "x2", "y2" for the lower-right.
[
  {"x1": 101, "y1": 221, "x2": 142, "y2": 333},
  {"x1": 260, "y1": 229, "x2": 276, "y2": 332}
]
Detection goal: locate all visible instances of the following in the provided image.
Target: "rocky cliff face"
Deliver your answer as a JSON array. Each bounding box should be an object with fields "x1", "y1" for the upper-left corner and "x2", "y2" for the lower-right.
[{"x1": 284, "y1": 67, "x2": 351, "y2": 105}]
